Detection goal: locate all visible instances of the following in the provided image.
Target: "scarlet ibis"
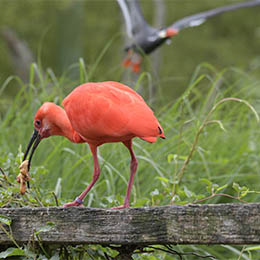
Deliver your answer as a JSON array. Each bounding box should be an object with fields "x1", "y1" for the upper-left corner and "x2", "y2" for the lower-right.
[
  {"x1": 117, "y1": 0, "x2": 260, "y2": 72},
  {"x1": 23, "y1": 81, "x2": 165, "y2": 208}
]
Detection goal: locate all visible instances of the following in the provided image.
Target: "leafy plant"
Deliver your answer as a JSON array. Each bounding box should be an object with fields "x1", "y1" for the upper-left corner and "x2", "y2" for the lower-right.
[{"x1": 0, "y1": 60, "x2": 260, "y2": 259}]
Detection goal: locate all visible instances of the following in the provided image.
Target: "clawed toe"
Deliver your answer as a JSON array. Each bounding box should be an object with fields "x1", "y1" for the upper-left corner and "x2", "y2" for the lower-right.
[
  {"x1": 63, "y1": 201, "x2": 84, "y2": 207},
  {"x1": 112, "y1": 204, "x2": 130, "y2": 209}
]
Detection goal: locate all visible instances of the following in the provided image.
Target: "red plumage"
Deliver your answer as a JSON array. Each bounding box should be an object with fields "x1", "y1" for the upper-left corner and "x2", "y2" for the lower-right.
[{"x1": 31, "y1": 81, "x2": 164, "y2": 208}]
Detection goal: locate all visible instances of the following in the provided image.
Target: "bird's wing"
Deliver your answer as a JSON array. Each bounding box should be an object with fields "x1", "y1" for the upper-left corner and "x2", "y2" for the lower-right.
[
  {"x1": 102, "y1": 81, "x2": 144, "y2": 101},
  {"x1": 100, "y1": 82, "x2": 161, "y2": 140},
  {"x1": 117, "y1": 0, "x2": 133, "y2": 38},
  {"x1": 63, "y1": 82, "x2": 161, "y2": 143},
  {"x1": 169, "y1": 0, "x2": 260, "y2": 32},
  {"x1": 117, "y1": 0, "x2": 155, "y2": 38}
]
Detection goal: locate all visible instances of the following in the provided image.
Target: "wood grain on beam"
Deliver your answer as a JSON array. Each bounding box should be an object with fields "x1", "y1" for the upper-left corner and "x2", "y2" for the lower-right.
[{"x1": 0, "y1": 203, "x2": 260, "y2": 246}]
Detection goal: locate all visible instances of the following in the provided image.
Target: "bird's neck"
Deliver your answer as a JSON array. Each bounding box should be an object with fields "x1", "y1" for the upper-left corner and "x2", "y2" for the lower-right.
[{"x1": 52, "y1": 106, "x2": 84, "y2": 143}]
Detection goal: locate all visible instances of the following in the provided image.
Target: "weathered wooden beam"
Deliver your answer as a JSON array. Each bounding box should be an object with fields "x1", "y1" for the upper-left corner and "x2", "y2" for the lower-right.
[{"x1": 0, "y1": 203, "x2": 260, "y2": 246}]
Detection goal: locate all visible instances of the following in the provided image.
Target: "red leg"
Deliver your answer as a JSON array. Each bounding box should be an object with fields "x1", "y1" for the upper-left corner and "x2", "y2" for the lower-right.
[
  {"x1": 114, "y1": 140, "x2": 138, "y2": 209},
  {"x1": 122, "y1": 50, "x2": 142, "y2": 73},
  {"x1": 63, "y1": 144, "x2": 100, "y2": 207},
  {"x1": 131, "y1": 53, "x2": 142, "y2": 73},
  {"x1": 122, "y1": 49, "x2": 133, "y2": 68},
  {"x1": 132, "y1": 62, "x2": 141, "y2": 73}
]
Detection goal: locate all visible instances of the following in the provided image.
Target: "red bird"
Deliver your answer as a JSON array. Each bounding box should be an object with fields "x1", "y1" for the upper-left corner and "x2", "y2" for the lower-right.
[{"x1": 23, "y1": 81, "x2": 165, "y2": 208}]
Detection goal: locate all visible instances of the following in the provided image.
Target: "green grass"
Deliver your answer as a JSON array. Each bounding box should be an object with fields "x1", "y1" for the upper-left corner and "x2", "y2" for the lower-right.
[{"x1": 1, "y1": 60, "x2": 260, "y2": 259}]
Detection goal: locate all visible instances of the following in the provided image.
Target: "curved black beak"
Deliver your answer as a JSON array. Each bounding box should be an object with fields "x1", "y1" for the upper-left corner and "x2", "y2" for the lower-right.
[{"x1": 23, "y1": 129, "x2": 41, "y2": 188}]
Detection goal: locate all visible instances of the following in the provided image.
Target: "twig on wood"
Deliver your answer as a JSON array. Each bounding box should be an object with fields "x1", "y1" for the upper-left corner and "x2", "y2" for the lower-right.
[{"x1": 193, "y1": 192, "x2": 248, "y2": 204}]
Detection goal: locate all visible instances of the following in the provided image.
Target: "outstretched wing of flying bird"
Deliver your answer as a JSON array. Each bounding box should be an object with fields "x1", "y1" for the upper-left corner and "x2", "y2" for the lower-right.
[
  {"x1": 170, "y1": 0, "x2": 260, "y2": 31},
  {"x1": 117, "y1": 0, "x2": 260, "y2": 72},
  {"x1": 117, "y1": 0, "x2": 156, "y2": 40}
]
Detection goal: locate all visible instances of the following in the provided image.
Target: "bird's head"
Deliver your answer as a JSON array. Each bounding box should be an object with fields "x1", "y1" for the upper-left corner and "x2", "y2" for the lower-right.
[
  {"x1": 23, "y1": 102, "x2": 66, "y2": 171},
  {"x1": 33, "y1": 102, "x2": 66, "y2": 139},
  {"x1": 158, "y1": 28, "x2": 178, "y2": 39}
]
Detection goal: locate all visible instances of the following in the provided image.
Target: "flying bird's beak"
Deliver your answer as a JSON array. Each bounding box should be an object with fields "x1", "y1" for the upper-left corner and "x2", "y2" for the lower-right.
[
  {"x1": 158, "y1": 28, "x2": 178, "y2": 39},
  {"x1": 165, "y1": 28, "x2": 178, "y2": 38},
  {"x1": 23, "y1": 129, "x2": 41, "y2": 187}
]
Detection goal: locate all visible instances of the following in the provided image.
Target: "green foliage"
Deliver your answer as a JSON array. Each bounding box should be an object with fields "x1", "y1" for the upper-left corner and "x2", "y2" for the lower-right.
[
  {"x1": 0, "y1": 60, "x2": 260, "y2": 258},
  {"x1": 1, "y1": 0, "x2": 260, "y2": 103},
  {"x1": 0, "y1": 248, "x2": 25, "y2": 258}
]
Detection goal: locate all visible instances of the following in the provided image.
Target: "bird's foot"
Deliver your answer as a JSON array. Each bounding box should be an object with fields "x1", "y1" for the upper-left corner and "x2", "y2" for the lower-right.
[
  {"x1": 122, "y1": 59, "x2": 141, "y2": 73},
  {"x1": 63, "y1": 197, "x2": 84, "y2": 207},
  {"x1": 122, "y1": 50, "x2": 142, "y2": 73},
  {"x1": 132, "y1": 63, "x2": 141, "y2": 73},
  {"x1": 122, "y1": 57, "x2": 132, "y2": 68},
  {"x1": 112, "y1": 203, "x2": 130, "y2": 209}
]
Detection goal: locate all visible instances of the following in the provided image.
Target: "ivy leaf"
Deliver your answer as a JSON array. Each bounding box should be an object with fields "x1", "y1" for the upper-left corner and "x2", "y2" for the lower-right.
[
  {"x1": 212, "y1": 184, "x2": 219, "y2": 192},
  {"x1": 0, "y1": 248, "x2": 25, "y2": 258},
  {"x1": 0, "y1": 216, "x2": 11, "y2": 226},
  {"x1": 232, "y1": 182, "x2": 242, "y2": 193},
  {"x1": 200, "y1": 178, "x2": 212, "y2": 193},
  {"x1": 156, "y1": 176, "x2": 169, "y2": 184},
  {"x1": 50, "y1": 252, "x2": 60, "y2": 260},
  {"x1": 200, "y1": 178, "x2": 212, "y2": 186},
  {"x1": 195, "y1": 194, "x2": 205, "y2": 201},
  {"x1": 167, "y1": 154, "x2": 175, "y2": 163},
  {"x1": 240, "y1": 188, "x2": 249, "y2": 198},
  {"x1": 216, "y1": 184, "x2": 228, "y2": 192},
  {"x1": 150, "y1": 189, "x2": 160, "y2": 196},
  {"x1": 35, "y1": 222, "x2": 55, "y2": 235}
]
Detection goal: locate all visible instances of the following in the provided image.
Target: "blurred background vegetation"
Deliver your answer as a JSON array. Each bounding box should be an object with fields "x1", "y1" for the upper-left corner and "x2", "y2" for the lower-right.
[{"x1": 0, "y1": 0, "x2": 259, "y2": 103}]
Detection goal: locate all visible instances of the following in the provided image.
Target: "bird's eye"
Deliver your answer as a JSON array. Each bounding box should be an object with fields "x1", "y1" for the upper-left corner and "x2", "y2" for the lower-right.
[{"x1": 35, "y1": 120, "x2": 41, "y2": 127}]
